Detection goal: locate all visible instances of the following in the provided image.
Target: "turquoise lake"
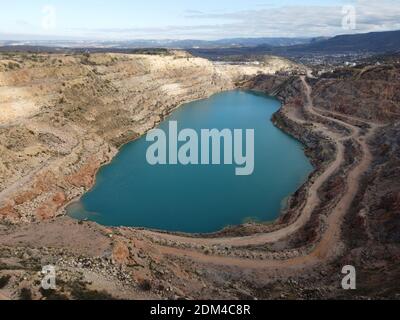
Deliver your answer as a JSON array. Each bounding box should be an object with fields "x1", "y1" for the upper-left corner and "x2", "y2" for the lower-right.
[{"x1": 67, "y1": 90, "x2": 313, "y2": 233}]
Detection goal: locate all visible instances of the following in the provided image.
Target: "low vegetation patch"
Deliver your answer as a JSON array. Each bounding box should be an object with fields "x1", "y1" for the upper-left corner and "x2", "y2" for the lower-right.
[
  {"x1": 0, "y1": 275, "x2": 11, "y2": 288},
  {"x1": 70, "y1": 282, "x2": 115, "y2": 300},
  {"x1": 20, "y1": 288, "x2": 33, "y2": 300}
]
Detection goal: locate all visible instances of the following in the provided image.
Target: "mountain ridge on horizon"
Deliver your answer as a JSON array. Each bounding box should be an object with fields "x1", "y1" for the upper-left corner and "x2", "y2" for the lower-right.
[
  {"x1": 0, "y1": 36, "x2": 313, "y2": 49},
  {"x1": 187, "y1": 29, "x2": 400, "y2": 60},
  {"x1": 1, "y1": 29, "x2": 398, "y2": 49},
  {"x1": 1, "y1": 30, "x2": 400, "y2": 58}
]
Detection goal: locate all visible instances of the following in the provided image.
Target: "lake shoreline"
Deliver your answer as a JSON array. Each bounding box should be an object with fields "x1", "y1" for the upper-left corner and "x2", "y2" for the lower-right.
[
  {"x1": 66, "y1": 89, "x2": 315, "y2": 235},
  {"x1": 61, "y1": 89, "x2": 235, "y2": 222}
]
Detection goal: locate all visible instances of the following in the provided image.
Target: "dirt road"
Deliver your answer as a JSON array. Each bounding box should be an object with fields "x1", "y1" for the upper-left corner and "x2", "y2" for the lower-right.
[{"x1": 131, "y1": 76, "x2": 380, "y2": 269}]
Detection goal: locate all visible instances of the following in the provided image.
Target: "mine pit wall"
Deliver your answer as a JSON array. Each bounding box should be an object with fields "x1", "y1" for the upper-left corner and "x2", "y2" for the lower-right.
[
  {"x1": 242, "y1": 72, "x2": 400, "y2": 297},
  {"x1": 0, "y1": 52, "x2": 283, "y2": 224},
  {"x1": 236, "y1": 75, "x2": 337, "y2": 236}
]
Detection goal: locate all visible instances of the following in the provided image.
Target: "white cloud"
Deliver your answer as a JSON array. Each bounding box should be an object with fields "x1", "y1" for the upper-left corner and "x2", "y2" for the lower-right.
[
  {"x1": 1, "y1": 0, "x2": 400, "y2": 40},
  {"x1": 177, "y1": 0, "x2": 400, "y2": 38}
]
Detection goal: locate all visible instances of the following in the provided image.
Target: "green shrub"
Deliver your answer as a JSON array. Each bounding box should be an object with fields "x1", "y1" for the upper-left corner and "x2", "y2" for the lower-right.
[
  {"x1": 70, "y1": 282, "x2": 115, "y2": 300},
  {"x1": 20, "y1": 288, "x2": 33, "y2": 300},
  {"x1": 0, "y1": 275, "x2": 11, "y2": 288},
  {"x1": 138, "y1": 279, "x2": 152, "y2": 291},
  {"x1": 39, "y1": 288, "x2": 69, "y2": 300}
]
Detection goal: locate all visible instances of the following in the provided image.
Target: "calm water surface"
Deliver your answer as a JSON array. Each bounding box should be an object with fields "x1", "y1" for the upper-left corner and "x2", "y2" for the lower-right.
[{"x1": 67, "y1": 90, "x2": 313, "y2": 233}]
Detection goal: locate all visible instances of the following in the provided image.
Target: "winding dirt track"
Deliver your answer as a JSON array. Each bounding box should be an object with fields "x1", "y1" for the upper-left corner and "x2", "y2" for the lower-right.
[{"x1": 134, "y1": 77, "x2": 379, "y2": 268}]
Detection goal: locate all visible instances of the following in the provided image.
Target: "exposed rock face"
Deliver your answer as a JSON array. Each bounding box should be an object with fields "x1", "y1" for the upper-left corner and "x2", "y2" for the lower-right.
[
  {"x1": 0, "y1": 51, "x2": 277, "y2": 223},
  {"x1": 344, "y1": 122, "x2": 400, "y2": 246},
  {"x1": 112, "y1": 241, "x2": 130, "y2": 265},
  {"x1": 262, "y1": 55, "x2": 307, "y2": 74},
  {"x1": 306, "y1": 65, "x2": 400, "y2": 295},
  {"x1": 368, "y1": 124, "x2": 400, "y2": 243},
  {"x1": 242, "y1": 62, "x2": 400, "y2": 299},
  {"x1": 313, "y1": 64, "x2": 400, "y2": 122}
]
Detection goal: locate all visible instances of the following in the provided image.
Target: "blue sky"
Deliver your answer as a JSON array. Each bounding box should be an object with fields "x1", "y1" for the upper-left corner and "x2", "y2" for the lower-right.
[{"x1": 0, "y1": 0, "x2": 399, "y2": 40}]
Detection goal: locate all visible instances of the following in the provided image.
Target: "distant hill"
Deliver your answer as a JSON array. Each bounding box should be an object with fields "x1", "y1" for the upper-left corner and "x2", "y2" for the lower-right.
[
  {"x1": 189, "y1": 30, "x2": 400, "y2": 60},
  {"x1": 0, "y1": 37, "x2": 311, "y2": 50},
  {"x1": 2, "y1": 30, "x2": 400, "y2": 59},
  {"x1": 187, "y1": 45, "x2": 274, "y2": 60},
  {"x1": 175, "y1": 37, "x2": 311, "y2": 48},
  {"x1": 287, "y1": 30, "x2": 400, "y2": 54}
]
